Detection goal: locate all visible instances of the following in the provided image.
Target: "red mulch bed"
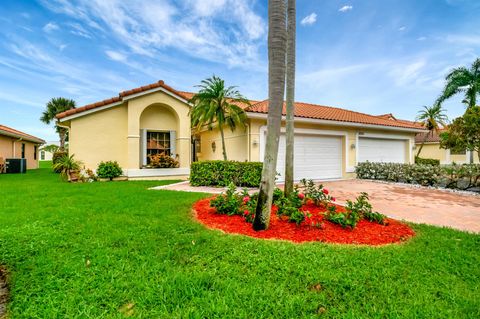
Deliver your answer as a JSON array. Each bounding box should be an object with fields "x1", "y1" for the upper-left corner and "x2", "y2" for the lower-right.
[{"x1": 193, "y1": 198, "x2": 415, "y2": 246}]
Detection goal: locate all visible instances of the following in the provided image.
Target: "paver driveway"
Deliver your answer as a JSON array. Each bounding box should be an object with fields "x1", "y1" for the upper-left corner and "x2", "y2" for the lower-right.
[{"x1": 321, "y1": 180, "x2": 480, "y2": 233}]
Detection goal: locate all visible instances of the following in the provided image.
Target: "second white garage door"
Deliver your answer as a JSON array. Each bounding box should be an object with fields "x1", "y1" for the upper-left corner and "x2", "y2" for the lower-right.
[
  {"x1": 274, "y1": 134, "x2": 343, "y2": 181},
  {"x1": 358, "y1": 137, "x2": 406, "y2": 163}
]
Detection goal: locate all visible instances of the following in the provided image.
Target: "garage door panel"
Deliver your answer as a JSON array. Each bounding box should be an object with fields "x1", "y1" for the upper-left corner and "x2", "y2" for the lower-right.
[
  {"x1": 274, "y1": 134, "x2": 342, "y2": 181},
  {"x1": 358, "y1": 137, "x2": 406, "y2": 163}
]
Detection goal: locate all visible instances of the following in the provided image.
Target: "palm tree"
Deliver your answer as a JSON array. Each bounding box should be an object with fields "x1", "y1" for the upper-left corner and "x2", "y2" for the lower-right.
[
  {"x1": 253, "y1": 0, "x2": 287, "y2": 231},
  {"x1": 40, "y1": 97, "x2": 76, "y2": 150},
  {"x1": 189, "y1": 76, "x2": 249, "y2": 161},
  {"x1": 415, "y1": 104, "x2": 448, "y2": 157},
  {"x1": 436, "y1": 58, "x2": 480, "y2": 108},
  {"x1": 284, "y1": 0, "x2": 296, "y2": 197}
]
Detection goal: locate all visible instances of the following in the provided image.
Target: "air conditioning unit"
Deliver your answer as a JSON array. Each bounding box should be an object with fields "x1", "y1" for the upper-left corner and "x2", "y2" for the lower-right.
[{"x1": 6, "y1": 158, "x2": 27, "y2": 174}]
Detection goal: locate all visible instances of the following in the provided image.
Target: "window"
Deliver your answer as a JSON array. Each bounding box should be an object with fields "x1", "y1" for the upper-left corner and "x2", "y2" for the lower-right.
[
  {"x1": 41, "y1": 151, "x2": 45, "y2": 160},
  {"x1": 146, "y1": 131, "x2": 170, "y2": 163},
  {"x1": 450, "y1": 147, "x2": 466, "y2": 155},
  {"x1": 34, "y1": 145, "x2": 37, "y2": 160},
  {"x1": 21, "y1": 143, "x2": 25, "y2": 159}
]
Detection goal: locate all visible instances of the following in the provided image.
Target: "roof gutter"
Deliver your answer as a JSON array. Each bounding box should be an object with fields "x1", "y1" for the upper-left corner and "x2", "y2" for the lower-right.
[
  {"x1": 0, "y1": 129, "x2": 45, "y2": 144},
  {"x1": 246, "y1": 112, "x2": 428, "y2": 133}
]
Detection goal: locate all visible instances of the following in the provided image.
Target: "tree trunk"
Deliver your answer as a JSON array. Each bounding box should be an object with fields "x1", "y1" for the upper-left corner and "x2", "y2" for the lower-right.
[
  {"x1": 253, "y1": 0, "x2": 287, "y2": 231},
  {"x1": 219, "y1": 125, "x2": 228, "y2": 161},
  {"x1": 284, "y1": 0, "x2": 296, "y2": 197},
  {"x1": 59, "y1": 127, "x2": 67, "y2": 151},
  {"x1": 416, "y1": 131, "x2": 430, "y2": 158}
]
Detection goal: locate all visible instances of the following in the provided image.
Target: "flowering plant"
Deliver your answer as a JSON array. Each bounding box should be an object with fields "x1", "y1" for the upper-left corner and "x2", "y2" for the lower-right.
[{"x1": 300, "y1": 179, "x2": 334, "y2": 207}]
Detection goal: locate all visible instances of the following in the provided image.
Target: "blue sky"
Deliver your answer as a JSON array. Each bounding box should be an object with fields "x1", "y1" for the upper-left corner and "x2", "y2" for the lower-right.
[{"x1": 0, "y1": 0, "x2": 479, "y2": 141}]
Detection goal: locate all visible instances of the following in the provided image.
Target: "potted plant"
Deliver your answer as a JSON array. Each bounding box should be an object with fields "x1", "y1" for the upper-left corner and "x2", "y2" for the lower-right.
[{"x1": 52, "y1": 154, "x2": 82, "y2": 182}]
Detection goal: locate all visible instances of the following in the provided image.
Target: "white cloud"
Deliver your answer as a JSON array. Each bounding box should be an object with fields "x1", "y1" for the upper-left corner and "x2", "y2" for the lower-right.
[
  {"x1": 445, "y1": 34, "x2": 480, "y2": 45},
  {"x1": 417, "y1": 36, "x2": 427, "y2": 41},
  {"x1": 105, "y1": 50, "x2": 127, "y2": 62},
  {"x1": 301, "y1": 13, "x2": 317, "y2": 26},
  {"x1": 339, "y1": 5, "x2": 353, "y2": 12},
  {"x1": 43, "y1": 22, "x2": 59, "y2": 33},
  {"x1": 398, "y1": 26, "x2": 406, "y2": 31},
  {"x1": 39, "y1": 0, "x2": 266, "y2": 68},
  {"x1": 389, "y1": 60, "x2": 426, "y2": 86}
]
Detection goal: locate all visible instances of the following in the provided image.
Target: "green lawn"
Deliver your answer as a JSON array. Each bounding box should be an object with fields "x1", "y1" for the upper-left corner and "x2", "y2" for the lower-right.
[{"x1": 0, "y1": 168, "x2": 479, "y2": 318}]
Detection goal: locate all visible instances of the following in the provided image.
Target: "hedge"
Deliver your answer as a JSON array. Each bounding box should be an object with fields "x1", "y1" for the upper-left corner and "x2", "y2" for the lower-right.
[
  {"x1": 356, "y1": 162, "x2": 480, "y2": 191},
  {"x1": 415, "y1": 157, "x2": 440, "y2": 166},
  {"x1": 190, "y1": 161, "x2": 262, "y2": 187}
]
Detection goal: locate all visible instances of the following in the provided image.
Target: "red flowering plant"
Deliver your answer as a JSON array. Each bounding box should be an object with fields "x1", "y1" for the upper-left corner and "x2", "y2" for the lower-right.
[
  {"x1": 300, "y1": 178, "x2": 334, "y2": 207},
  {"x1": 240, "y1": 189, "x2": 257, "y2": 223}
]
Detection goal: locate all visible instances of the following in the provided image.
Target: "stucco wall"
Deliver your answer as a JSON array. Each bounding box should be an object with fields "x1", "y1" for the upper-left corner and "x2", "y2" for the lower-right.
[
  {"x1": 0, "y1": 135, "x2": 40, "y2": 169},
  {"x1": 69, "y1": 104, "x2": 128, "y2": 170},
  {"x1": 65, "y1": 90, "x2": 192, "y2": 173},
  {"x1": 197, "y1": 126, "x2": 249, "y2": 161},
  {"x1": 415, "y1": 143, "x2": 480, "y2": 164}
]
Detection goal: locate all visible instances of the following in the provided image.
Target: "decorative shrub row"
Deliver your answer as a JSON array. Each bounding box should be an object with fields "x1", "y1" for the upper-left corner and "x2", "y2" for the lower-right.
[
  {"x1": 190, "y1": 160, "x2": 262, "y2": 187},
  {"x1": 356, "y1": 162, "x2": 480, "y2": 190},
  {"x1": 415, "y1": 157, "x2": 440, "y2": 166}
]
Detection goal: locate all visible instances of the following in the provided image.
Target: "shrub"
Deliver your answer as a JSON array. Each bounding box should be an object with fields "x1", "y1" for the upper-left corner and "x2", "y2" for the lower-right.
[
  {"x1": 415, "y1": 157, "x2": 440, "y2": 166},
  {"x1": 356, "y1": 162, "x2": 480, "y2": 191},
  {"x1": 190, "y1": 161, "x2": 262, "y2": 187},
  {"x1": 96, "y1": 161, "x2": 123, "y2": 181},
  {"x1": 52, "y1": 154, "x2": 82, "y2": 179},
  {"x1": 52, "y1": 150, "x2": 68, "y2": 173},
  {"x1": 148, "y1": 153, "x2": 179, "y2": 168},
  {"x1": 210, "y1": 183, "x2": 243, "y2": 216},
  {"x1": 325, "y1": 205, "x2": 361, "y2": 229},
  {"x1": 299, "y1": 179, "x2": 334, "y2": 206}
]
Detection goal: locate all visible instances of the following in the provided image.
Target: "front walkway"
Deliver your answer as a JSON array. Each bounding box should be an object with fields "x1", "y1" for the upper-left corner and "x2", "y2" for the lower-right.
[{"x1": 153, "y1": 180, "x2": 480, "y2": 233}]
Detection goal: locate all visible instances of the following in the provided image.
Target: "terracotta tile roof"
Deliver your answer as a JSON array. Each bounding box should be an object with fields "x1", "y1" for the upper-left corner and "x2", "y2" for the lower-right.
[
  {"x1": 57, "y1": 80, "x2": 191, "y2": 119},
  {"x1": 56, "y1": 80, "x2": 424, "y2": 131},
  {"x1": 415, "y1": 129, "x2": 447, "y2": 143},
  {"x1": 0, "y1": 124, "x2": 45, "y2": 144},
  {"x1": 246, "y1": 100, "x2": 424, "y2": 130}
]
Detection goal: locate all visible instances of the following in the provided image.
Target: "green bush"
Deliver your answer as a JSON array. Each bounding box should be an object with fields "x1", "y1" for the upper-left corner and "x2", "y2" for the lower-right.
[
  {"x1": 96, "y1": 161, "x2": 123, "y2": 181},
  {"x1": 52, "y1": 154, "x2": 82, "y2": 179},
  {"x1": 356, "y1": 162, "x2": 480, "y2": 191},
  {"x1": 415, "y1": 157, "x2": 440, "y2": 166},
  {"x1": 190, "y1": 161, "x2": 262, "y2": 187},
  {"x1": 52, "y1": 150, "x2": 68, "y2": 173},
  {"x1": 210, "y1": 183, "x2": 242, "y2": 215}
]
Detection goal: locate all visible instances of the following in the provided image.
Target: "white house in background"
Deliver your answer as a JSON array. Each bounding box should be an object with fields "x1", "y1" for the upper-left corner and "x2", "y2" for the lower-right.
[{"x1": 39, "y1": 141, "x2": 60, "y2": 161}]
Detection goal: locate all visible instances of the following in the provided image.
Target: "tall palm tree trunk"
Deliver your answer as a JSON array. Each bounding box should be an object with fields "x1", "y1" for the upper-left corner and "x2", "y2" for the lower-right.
[
  {"x1": 416, "y1": 132, "x2": 431, "y2": 158},
  {"x1": 219, "y1": 125, "x2": 228, "y2": 161},
  {"x1": 253, "y1": 0, "x2": 287, "y2": 231},
  {"x1": 59, "y1": 127, "x2": 67, "y2": 151},
  {"x1": 284, "y1": 0, "x2": 296, "y2": 197}
]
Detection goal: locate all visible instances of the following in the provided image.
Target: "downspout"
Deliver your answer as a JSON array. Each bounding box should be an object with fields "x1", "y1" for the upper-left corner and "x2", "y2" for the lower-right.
[
  {"x1": 246, "y1": 123, "x2": 251, "y2": 162},
  {"x1": 12, "y1": 137, "x2": 23, "y2": 158}
]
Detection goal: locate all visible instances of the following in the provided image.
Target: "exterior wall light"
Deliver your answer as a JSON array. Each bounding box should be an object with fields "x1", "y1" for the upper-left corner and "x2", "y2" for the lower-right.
[
  {"x1": 211, "y1": 141, "x2": 216, "y2": 152},
  {"x1": 350, "y1": 143, "x2": 356, "y2": 150},
  {"x1": 252, "y1": 140, "x2": 259, "y2": 146}
]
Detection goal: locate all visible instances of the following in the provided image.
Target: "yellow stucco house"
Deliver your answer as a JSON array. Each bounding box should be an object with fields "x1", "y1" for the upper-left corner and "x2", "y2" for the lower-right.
[
  {"x1": 415, "y1": 130, "x2": 479, "y2": 164},
  {"x1": 57, "y1": 80, "x2": 426, "y2": 180}
]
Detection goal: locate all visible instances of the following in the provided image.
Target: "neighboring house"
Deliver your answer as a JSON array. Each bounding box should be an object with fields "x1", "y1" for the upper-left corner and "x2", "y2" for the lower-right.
[
  {"x1": 56, "y1": 80, "x2": 426, "y2": 180},
  {"x1": 0, "y1": 124, "x2": 45, "y2": 169},
  {"x1": 39, "y1": 141, "x2": 60, "y2": 161},
  {"x1": 415, "y1": 130, "x2": 479, "y2": 164}
]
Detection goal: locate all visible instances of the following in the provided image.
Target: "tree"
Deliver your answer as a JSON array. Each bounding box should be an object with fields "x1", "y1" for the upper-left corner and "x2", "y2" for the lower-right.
[
  {"x1": 40, "y1": 97, "x2": 76, "y2": 150},
  {"x1": 440, "y1": 106, "x2": 480, "y2": 162},
  {"x1": 253, "y1": 0, "x2": 287, "y2": 231},
  {"x1": 40, "y1": 144, "x2": 59, "y2": 154},
  {"x1": 284, "y1": 0, "x2": 296, "y2": 197},
  {"x1": 189, "y1": 76, "x2": 249, "y2": 161},
  {"x1": 415, "y1": 104, "x2": 448, "y2": 157},
  {"x1": 436, "y1": 58, "x2": 480, "y2": 108}
]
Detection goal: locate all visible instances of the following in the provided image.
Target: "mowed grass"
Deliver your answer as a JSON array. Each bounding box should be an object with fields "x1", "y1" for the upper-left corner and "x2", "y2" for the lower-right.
[{"x1": 0, "y1": 168, "x2": 479, "y2": 318}]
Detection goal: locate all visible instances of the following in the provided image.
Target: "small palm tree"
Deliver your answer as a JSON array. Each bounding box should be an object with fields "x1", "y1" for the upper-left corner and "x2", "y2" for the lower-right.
[
  {"x1": 52, "y1": 154, "x2": 82, "y2": 179},
  {"x1": 40, "y1": 97, "x2": 76, "y2": 150},
  {"x1": 416, "y1": 104, "x2": 448, "y2": 157},
  {"x1": 189, "y1": 76, "x2": 250, "y2": 161},
  {"x1": 436, "y1": 58, "x2": 480, "y2": 108}
]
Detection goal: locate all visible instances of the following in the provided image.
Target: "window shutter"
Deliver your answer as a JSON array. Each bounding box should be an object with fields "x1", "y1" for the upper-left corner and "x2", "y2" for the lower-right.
[
  {"x1": 170, "y1": 131, "x2": 176, "y2": 157},
  {"x1": 141, "y1": 129, "x2": 147, "y2": 166}
]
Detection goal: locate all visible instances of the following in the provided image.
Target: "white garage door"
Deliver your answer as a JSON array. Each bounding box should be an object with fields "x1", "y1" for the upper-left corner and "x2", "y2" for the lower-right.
[
  {"x1": 358, "y1": 137, "x2": 406, "y2": 163},
  {"x1": 273, "y1": 134, "x2": 343, "y2": 181}
]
